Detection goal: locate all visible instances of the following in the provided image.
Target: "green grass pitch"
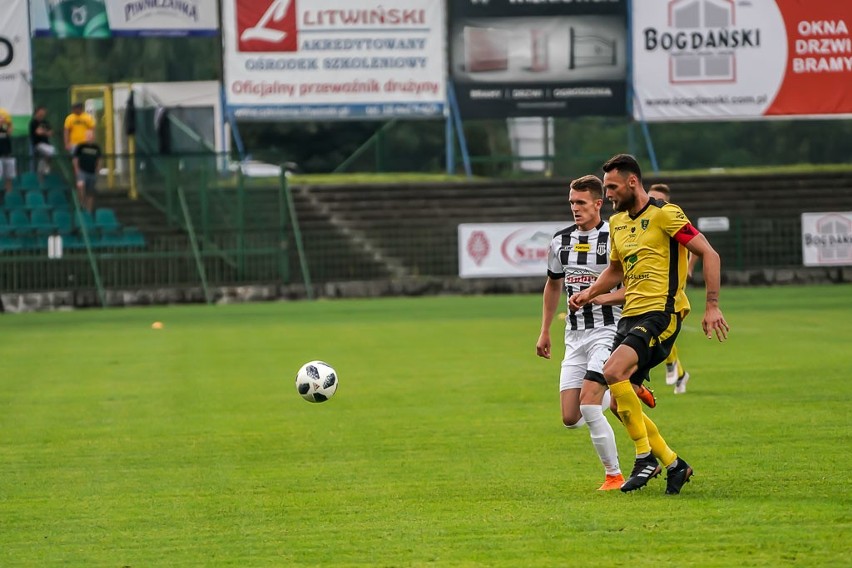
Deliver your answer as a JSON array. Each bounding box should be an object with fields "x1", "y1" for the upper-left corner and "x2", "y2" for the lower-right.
[{"x1": 0, "y1": 285, "x2": 849, "y2": 566}]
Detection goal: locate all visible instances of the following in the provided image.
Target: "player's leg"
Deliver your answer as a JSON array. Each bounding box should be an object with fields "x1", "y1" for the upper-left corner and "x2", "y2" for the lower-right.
[
  {"x1": 560, "y1": 387, "x2": 583, "y2": 428},
  {"x1": 580, "y1": 328, "x2": 622, "y2": 489},
  {"x1": 652, "y1": 323, "x2": 694, "y2": 492},
  {"x1": 607, "y1": 312, "x2": 690, "y2": 492},
  {"x1": 559, "y1": 333, "x2": 586, "y2": 428},
  {"x1": 664, "y1": 344, "x2": 680, "y2": 384}
]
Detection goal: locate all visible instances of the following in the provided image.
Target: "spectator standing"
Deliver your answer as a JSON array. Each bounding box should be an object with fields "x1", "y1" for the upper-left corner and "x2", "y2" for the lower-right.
[
  {"x1": 64, "y1": 102, "x2": 95, "y2": 152},
  {"x1": 73, "y1": 130, "x2": 101, "y2": 213},
  {"x1": 30, "y1": 106, "x2": 57, "y2": 180}
]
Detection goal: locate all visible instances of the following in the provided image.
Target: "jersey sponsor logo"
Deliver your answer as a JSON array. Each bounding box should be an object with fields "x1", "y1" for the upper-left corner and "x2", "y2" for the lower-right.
[
  {"x1": 624, "y1": 253, "x2": 639, "y2": 269},
  {"x1": 564, "y1": 267, "x2": 597, "y2": 284},
  {"x1": 573, "y1": 243, "x2": 591, "y2": 252},
  {"x1": 624, "y1": 273, "x2": 651, "y2": 280},
  {"x1": 613, "y1": 224, "x2": 627, "y2": 231}
]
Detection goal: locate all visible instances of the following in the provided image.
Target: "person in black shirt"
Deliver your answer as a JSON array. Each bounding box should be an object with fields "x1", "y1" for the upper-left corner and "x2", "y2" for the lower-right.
[
  {"x1": 72, "y1": 130, "x2": 101, "y2": 212},
  {"x1": 29, "y1": 106, "x2": 57, "y2": 180}
]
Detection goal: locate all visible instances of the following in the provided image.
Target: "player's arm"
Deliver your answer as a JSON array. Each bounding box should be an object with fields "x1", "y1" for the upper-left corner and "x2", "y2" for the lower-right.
[
  {"x1": 683, "y1": 232, "x2": 729, "y2": 342},
  {"x1": 592, "y1": 286, "x2": 625, "y2": 306},
  {"x1": 536, "y1": 276, "x2": 563, "y2": 359},
  {"x1": 568, "y1": 260, "x2": 624, "y2": 311},
  {"x1": 687, "y1": 251, "x2": 700, "y2": 279}
]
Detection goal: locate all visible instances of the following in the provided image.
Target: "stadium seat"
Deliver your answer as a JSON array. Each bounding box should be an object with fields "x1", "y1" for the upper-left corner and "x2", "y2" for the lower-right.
[
  {"x1": 46, "y1": 189, "x2": 70, "y2": 209},
  {"x1": 3, "y1": 191, "x2": 25, "y2": 211},
  {"x1": 95, "y1": 208, "x2": 121, "y2": 234},
  {"x1": 101, "y1": 227, "x2": 145, "y2": 248},
  {"x1": 25, "y1": 191, "x2": 51, "y2": 212},
  {"x1": 53, "y1": 210, "x2": 74, "y2": 235},
  {"x1": 74, "y1": 210, "x2": 97, "y2": 233},
  {"x1": 29, "y1": 209, "x2": 55, "y2": 236},
  {"x1": 41, "y1": 174, "x2": 68, "y2": 190},
  {"x1": 9, "y1": 210, "x2": 33, "y2": 236},
  {"x1": 0, "y1": 236, "x2": 24, "y2": 252},
  {"x1": 0, "y1": 211, "x2": 11, "y2": 236},
  {"x1": 13, "y1": 172, "x2": 41, "y2": 191}
]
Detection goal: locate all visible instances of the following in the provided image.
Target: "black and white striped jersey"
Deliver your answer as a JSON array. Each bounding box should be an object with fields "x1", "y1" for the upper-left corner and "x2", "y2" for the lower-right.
[{"x1": 546, "y1": 220, "x2": 621, "y2": 331}]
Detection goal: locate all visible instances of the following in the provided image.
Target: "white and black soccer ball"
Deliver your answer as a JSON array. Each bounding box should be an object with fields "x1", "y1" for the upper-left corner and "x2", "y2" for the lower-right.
[{"x1": 295, "y1": 360, "x2": 338, "y2": 403}]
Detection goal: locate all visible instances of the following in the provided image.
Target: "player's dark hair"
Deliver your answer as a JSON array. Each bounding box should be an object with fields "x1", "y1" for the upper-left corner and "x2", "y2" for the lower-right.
[
  {"x1": 602, "y1": 153, "x2": 642, "y2": 183},
  {"x1": 72, "y1": 102, "x2": 83, "y2": 110},
  {"x1": 569, "y1": 174, "x2": 603, "y2": 199},
  {"x1": 649, "y1": 183, "x2": 671, "y2": 198}
]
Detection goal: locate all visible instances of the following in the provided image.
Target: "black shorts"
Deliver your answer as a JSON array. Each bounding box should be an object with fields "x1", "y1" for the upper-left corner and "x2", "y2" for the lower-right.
[{"x1": 615, "y1": 311, "x2": 682, "y2": 385}]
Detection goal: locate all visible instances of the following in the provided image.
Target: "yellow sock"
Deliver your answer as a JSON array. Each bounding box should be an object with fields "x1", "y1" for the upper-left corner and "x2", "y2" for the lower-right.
[
  {"x1": 643, "y1": 414, "x2": 677, "y2": 467},
  {"x1": 610, "y1": 381, "x2": 650, "y2": 455}
]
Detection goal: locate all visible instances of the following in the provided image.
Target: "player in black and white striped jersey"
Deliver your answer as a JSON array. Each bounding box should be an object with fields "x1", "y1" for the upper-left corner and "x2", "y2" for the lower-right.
[{"x1": 536, "y1": 175, "x2": 655, "y2": 491}]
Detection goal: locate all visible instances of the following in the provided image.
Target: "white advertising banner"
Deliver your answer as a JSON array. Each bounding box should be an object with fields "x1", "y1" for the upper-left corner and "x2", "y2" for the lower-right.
[
  {"x1": 30, "y1": 0, "x2": 220, "y2": 38},
  {"x1": 222, "y1": 0, "x2": 447, "y2": 120},
  {"x1": 633, "y1": 0, "x2": 852, "y2": 121},
  {"x1": 0, "y1": 0, "x2": 33, "y2": 125},
  {"x1": 801, "y1": 212, "x2": 852, "y2": 267},
  {"x1": 459, "y1": 222, "x2": 568, "y2": 278}
]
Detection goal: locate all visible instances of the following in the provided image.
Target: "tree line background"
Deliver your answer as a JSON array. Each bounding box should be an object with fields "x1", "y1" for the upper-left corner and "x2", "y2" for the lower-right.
[{"x1": 31, "y1": 37, "x2": 852, "y2": 176}]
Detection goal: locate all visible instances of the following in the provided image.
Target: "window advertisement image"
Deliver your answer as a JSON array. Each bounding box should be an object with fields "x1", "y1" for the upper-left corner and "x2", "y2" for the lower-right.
[
  {"x1": 222, "y1": 0, "x2": 447, "y2": 121},
  {"x1": 449, "y1": 0, "x2": 627, "y2": 119},
  {"x1": 633, "y1": 0, "x2": 852, "y2": 121},
  {"x1": 30, "y1": 0, "x2": 220, "y2": 38}
]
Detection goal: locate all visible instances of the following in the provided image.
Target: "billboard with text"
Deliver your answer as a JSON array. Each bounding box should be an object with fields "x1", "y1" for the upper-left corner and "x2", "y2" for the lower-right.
[
  {"x1": 449, "y1": 0, "x2": 627, "y2": 119},
  {"x1": 1, "y1": 0, "x2": 33, "y2": 126},
  {"x1": 802, "y1": 212, "x2": 852, "y2": 267},
  {"x1": 633, "y1": 0, "x2": 852, "y2": 121},
  {"x1": 222, "y1": 0, "x2": 446, "y2": 121},
  {"x1": 30, "y1": 0, "x2": 220, "y2": 38},
  {"x1": 459, "y1": 222, "x2": 567, "y2": 278}
]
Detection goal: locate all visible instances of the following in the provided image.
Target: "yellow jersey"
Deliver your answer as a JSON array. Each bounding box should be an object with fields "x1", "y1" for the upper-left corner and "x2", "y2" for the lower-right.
[
  {"x1": 64, "y1": 112, "x2": 96, "y2": 146},
  {"x1": 609, "y1": 198, "x2": 697, "y2": 317}
]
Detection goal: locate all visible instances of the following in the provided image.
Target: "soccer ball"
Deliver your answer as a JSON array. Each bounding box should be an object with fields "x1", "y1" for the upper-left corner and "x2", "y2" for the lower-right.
[{"x1": 295, "y1": 360, "x2": 338, "y2": 403}]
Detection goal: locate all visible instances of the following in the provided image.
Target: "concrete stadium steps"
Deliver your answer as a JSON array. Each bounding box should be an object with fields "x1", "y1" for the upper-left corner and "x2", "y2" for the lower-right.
[
  {"x1": 647, "y1": 173, "x2": 852, "y2": 219},
  {"x1": 96, "y1": 172, "x2": 852, "y2": 281}
]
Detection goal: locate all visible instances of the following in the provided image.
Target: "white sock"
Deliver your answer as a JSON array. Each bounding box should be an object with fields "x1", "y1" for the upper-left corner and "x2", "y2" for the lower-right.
[
  {"x1": 580, "y1": 404, "x2": 620, "y2": 475},
  {"x1": 601, "y1": 389, "x2": 612, "y2": 413},
  {"x1": 563, "y1": 416, "x2": 586, "y2": 429}
]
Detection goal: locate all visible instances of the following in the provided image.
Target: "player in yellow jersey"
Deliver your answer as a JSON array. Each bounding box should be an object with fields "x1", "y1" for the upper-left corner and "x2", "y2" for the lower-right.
[
  {"x1": 570, "y1": 154, "x2": 729, "y2": 494},
  {"x1": 647, "y1": 183, "x2": 697, "y2": 394}
]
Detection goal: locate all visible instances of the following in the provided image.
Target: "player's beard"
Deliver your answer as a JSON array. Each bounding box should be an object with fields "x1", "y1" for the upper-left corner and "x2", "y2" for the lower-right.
[{"x1": 611, "y1": 192, "x2": 635, "y2": 212}]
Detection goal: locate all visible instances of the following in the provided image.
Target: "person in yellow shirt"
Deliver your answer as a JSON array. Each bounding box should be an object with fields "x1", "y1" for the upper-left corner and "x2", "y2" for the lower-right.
[
  {"x1": 64, "y1": 103, "x2": 95, "y2": 151},
  {"x1": 571, "y1": 154, "x2": 729, "y2": 495},
  {"x1": 647, "y1": 183, "x2": 698, "y2": 394}
]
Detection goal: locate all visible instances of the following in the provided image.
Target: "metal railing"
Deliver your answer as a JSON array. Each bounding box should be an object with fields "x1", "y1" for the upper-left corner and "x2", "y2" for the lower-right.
[{"x1": 0, "y1": 148, "x2": 824, "y2": 296}]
